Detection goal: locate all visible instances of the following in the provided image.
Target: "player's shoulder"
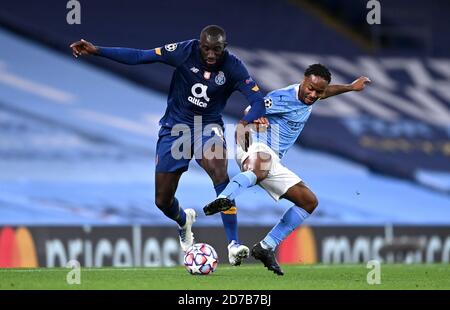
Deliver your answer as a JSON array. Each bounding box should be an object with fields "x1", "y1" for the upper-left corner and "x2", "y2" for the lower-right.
[
  {"x1": 224, "y1": 50, "x2": 242, "y2": 64},
  {"x1": 223, "y1": 50, "x2": 247, "y2": 72},
  {"x1": 267, "y1": 84, "x2": 299, "y2": 100}
]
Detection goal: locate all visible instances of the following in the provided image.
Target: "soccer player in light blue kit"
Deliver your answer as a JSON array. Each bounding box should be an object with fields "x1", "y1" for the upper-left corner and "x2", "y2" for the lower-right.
[{"x1": 204, "y1": 64, "x2": 371, "y2": 275}]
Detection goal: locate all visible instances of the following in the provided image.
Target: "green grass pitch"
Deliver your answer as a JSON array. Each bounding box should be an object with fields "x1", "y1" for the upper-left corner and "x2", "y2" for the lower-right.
[{"x1": 0, "y1": 264, "x2": 449, "y2": 290}]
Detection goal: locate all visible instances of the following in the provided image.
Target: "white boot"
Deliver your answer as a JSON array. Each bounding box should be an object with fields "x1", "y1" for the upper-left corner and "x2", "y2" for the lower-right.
[
  {"x1": 227, "y1": 240, "x2": 249, "y2": 266},
  {"x1": 178, "y1": 208, "x2": 197, "y2": 251}
]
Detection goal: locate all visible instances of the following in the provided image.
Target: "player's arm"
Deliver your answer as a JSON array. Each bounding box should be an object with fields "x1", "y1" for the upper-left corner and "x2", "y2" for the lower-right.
[
  {"x1": 321, "y1": 76, "x2": 371, "y2": 99},
  {"x1": 238, "y1": 83, "x2": 266, "y2": 125},
  {"x1": 234, "y1": 77, "x2": 267, "y2": 149},
  {"x1": 232, "y1": 64, "x2": 266, "y2": 124},
  {"x1": 236, "y1": 106, "x2": 268, "y2": 151},
  {"x1": 70, "y1": 39, "x2": 190, "y2": 66},
  {"x1": 70, "y1": 39, "x2": 156, "y2": 64}
]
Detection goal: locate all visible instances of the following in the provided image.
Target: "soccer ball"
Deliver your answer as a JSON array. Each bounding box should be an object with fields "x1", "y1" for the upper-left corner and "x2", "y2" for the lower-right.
[{"x1": 184, "y1": 243, "x2": 218, "y2": 275}]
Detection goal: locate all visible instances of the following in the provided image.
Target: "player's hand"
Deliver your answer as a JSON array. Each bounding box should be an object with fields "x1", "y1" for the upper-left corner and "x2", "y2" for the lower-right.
[
  {"x1": 235, "y1": 117, "x2": 269, "y2": 151},
  {"x1": 253, "y1": 117, "x2": 269, "y2": 133},
  {"x1": 350, "y1": 76, "x2": 371, "y2": 91},
  {"x1": 70, "y1": 39, "x2": 98, "y2": 58}
]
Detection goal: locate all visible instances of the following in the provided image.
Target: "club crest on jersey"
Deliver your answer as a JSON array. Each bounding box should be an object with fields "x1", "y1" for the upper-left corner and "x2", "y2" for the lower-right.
[
  {"x1": 264, "y1": 98, "x2": 273, "y2": 108},
  {"x1": 215, "y1": 71, "x2": 226, "y2": 86},
  {"x1": 164, "y1": 43, "x2": 178, "y2": 52}
]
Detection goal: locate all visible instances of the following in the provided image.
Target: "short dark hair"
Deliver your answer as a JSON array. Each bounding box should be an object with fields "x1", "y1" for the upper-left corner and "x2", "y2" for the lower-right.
[
  {"x1": 304, "y1": 63, "x2": 331, "y2": 83},
  {"x1": 200, "y1": 25, "x2": 226, "y2": 41}
]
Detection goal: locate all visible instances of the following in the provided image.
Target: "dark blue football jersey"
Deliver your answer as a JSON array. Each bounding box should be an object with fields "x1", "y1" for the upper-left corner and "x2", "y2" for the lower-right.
[
  {"x1": 154, "y1": 40, "x2": 266, "y2": 127},
  {"x1": 97, "y1": 40, "x2": 265, "y2": 127}
]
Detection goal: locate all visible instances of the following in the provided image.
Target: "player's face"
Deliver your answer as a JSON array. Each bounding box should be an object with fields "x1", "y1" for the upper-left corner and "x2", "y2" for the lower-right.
[
  {"x1": 299, "y1": 75, "x2": 328, "y2": 105},
  {"x1": 200, "y1": 34, "x2": 226, "y2": 66}
]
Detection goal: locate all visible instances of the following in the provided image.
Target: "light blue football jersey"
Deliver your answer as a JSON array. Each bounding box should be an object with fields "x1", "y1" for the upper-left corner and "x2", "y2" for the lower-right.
[{"x1": 252, "y1": 84, "x2": 313, "y2": 159}]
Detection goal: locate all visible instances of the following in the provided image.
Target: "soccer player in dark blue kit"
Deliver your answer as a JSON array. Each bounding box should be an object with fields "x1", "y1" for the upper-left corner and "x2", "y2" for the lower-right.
[{"x1": 70, "y1": 25, "x2": 267, "y2": 265}]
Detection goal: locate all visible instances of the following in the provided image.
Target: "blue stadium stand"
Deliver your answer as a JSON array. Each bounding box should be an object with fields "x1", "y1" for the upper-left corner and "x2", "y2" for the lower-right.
[
  {"x1": 1, "y1": 28, "x2": 449, "y2": 226},
  {"x1": 2, "y1": 0, "x2": 449, "y2": 190}
]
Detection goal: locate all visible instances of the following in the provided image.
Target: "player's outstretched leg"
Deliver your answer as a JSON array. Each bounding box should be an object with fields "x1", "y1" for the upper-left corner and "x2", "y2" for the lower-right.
[
  {"x1": 251, "y1": 243, "x2": 284, "y2": 276},
  {"x1": 203, "y1": 171, "x2": 257, "y2": 215},
  {"x1": 253, "y1": 182, "x2": 318, "y2": 274},
  {"x1": 203, "y1": 169, "x2": 259, "y2": 215},
  {"x1": 204, "y1": 150, "x2": 271, "y2": 216}
]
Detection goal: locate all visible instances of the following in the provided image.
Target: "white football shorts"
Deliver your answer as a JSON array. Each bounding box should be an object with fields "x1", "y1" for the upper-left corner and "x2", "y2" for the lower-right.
[{"x1": 236, "y1": 142, "x2": 302, "y2": 201}]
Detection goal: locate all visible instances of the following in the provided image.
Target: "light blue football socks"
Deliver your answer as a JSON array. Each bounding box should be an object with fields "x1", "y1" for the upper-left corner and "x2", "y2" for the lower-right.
[
  {"x1": 261, "y1": 206, "x2": 310, "y2": 250},
  {"x1": 218, "y1": 171, "x2": 257, "y2": 201}
]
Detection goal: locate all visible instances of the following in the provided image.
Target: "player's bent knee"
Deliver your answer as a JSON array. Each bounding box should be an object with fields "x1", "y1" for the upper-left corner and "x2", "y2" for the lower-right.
[
  {"x1": 242, "y1": 163, "x2": 268, "y2": 182},
  {"x1": 303, "y1": 192, "x2": 318, "y2": 213},
  {"x1": 253, "y1": 169, "x2": 269, "y2": 183},
  {"x1": 243, "y1": 152, "x2": 271, "y2": 182}
]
